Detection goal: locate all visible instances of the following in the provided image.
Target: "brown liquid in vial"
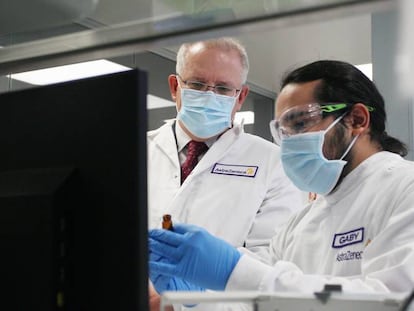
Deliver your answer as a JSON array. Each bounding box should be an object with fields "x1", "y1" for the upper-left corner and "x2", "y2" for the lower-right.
[{"x1": 162, "y1": 214, "x2": 173, "y2": 230}]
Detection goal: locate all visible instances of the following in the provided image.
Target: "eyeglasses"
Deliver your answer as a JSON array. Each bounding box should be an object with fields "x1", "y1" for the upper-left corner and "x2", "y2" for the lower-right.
[
  {"x1": 176, "y1": 74, "x2": 241, "y2": 97},
  {"x1": 269, "y1": 103, "x2": 375, "y2": 145}
]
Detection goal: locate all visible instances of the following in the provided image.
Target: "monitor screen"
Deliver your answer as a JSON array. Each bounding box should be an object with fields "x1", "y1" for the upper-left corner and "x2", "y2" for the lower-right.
[{"x1": 0, "y1": 69, "x2": 148, "y2": 311}]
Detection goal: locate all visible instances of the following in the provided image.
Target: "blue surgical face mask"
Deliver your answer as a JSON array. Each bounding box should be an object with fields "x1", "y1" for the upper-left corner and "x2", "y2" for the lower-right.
[
  {"x1": 280, "y1": 115, "x2": 358, "y2": 195},
  {"x1": 177, "y1": 88, "x2": 237, "y2": 139}
]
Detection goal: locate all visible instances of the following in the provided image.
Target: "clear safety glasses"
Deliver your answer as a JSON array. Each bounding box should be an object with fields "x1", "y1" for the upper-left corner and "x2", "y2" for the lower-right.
[
  {"x1": 176, "y1": 74, "x2": 241, "y2": 97},
  {"x1": 269, "y1": 103, "x2": 374, "y2": 145}
]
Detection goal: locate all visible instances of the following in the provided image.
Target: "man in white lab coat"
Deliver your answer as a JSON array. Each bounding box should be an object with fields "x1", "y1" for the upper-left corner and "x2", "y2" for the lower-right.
[
  {"x1": 149, "y1": 60, "x2": 414, "y2": 300},
  {"x1": 147, "y1": 38, "x2": 303, "y2": 309}
]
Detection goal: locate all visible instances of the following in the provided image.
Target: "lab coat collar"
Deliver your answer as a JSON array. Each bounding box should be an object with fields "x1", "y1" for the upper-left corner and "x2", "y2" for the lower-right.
[
  {"x1": 182, "y1": 121, "x2": 245, "y2": 183},
  {"x1": 175, "y1": 120, "x2": 217, "y2": 151},
  {"x1": 324, "y1": 151, "x2": 400, "y2": 205},
  {"x1": 149, "y1": 119, "x2": 180, "y2": 168},
  {"x1": 150, "y1": 119, "x2": 245, "y2": 184}
]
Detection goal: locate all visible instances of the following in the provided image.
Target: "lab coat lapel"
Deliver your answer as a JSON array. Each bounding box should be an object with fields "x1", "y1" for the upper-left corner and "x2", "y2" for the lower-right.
[
  {"x1": 188, "y1": 123, "x2": 244, "y2": 178},
  {"x1": 152, "y1": 120, "x2": 180, "y2": 169},
  {"x1": 167, "y1": 124, "x2": 244, "y2": 219}
]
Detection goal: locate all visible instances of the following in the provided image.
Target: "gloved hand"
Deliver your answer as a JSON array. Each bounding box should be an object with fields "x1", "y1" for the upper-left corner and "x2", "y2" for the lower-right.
[
  {"x1": 149, "y1": 223, "x2": 241, "y2": 291},
  {"x1": 150, "y1": 252, "x2": 205, "y2": 293}
]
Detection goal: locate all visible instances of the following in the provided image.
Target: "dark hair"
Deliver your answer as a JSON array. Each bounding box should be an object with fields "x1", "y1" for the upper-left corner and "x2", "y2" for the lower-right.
[{"x1": 281, "y1": 60, "x2": 407, "y2": 157}]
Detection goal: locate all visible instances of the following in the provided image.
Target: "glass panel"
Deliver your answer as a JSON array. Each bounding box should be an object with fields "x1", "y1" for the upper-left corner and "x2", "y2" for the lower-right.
[{"x1": 0, "y1": 0, "x2": 394, "y2": 74}]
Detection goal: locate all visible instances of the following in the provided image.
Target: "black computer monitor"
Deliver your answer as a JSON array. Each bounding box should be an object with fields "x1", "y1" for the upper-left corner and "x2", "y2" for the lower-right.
[{"x1": 0, "y1": 69, "x2": 148, "y2": 311}]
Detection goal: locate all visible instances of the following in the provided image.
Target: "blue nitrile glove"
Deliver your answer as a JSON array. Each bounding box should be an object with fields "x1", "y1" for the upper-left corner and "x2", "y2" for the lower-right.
[
  {"x1": 148, "y1": 223, "x2": 241, "y2": 290},
  {"x1": 149, "y1": 252, "x2": 205, "y2": 293}
]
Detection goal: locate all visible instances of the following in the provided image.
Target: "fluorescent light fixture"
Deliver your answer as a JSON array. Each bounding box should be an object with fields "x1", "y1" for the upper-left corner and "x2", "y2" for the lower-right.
[
  {"x1": 11, "y1": 60, "x2": 255, "y2": 126},
  {"x1": 235, "y1": 111, "x2": 254, "y2": 125},
  {"x1": 11, "y1": 59, "x2": 131, "y2": 85},
  {"x1": 355, "y1": 63, "x2": 372, "y2": 80},
  {"x1": 147, "y1": 94, "x2": 175, "y2": 109}
]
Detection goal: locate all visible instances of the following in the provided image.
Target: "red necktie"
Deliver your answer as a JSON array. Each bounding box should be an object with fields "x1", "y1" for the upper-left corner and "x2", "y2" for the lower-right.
[{"x1": 181, "y1": 140, "x2": 208, "y2": 183}]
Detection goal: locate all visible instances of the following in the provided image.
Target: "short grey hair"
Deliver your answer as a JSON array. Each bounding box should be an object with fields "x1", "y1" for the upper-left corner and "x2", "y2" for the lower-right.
[{"x1": 176, "y1": 37, "x2": 249, "y2": 84}]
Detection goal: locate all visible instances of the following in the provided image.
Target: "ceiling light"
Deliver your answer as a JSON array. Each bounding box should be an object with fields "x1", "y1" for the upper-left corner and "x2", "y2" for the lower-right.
[
  {"x1": 148, "y1": 94, "x2": 175, "y2": 110},
  {"x1": 355, "y1": 63, "x2": 372, "y2": 80},
  {"x1": 11, "y1": 59, "x2": 131, "y2": 85},
  {"x1": 235, "y1": 111, "x2": 255, "y2": 125}
]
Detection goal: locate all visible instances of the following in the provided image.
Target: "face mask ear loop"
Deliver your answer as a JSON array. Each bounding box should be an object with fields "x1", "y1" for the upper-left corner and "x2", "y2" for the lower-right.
[
  {"x1": 340, "y1": 134, "x2": 359, "y2": 160},
  {"x1": 324, "y1": 112, "x2": 346, "y2": 133},
  {"x1": 324, "y1": 112, "x2": 358, "y2": 161},
  {"x1": 333, "y1": 112, "x2": 359, "y2": 161},
  {"x1": 176, "y1": 75, "x2": 183, "y2": 89}
]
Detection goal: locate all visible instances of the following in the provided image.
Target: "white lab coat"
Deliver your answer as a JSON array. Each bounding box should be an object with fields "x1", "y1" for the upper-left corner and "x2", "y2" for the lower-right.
[
  {"x1": 227, "y1": 151, "x2": 414, "y2": 295},
  {"x1": 147, "y1": 119, "x2": 303, "y2": 260}
]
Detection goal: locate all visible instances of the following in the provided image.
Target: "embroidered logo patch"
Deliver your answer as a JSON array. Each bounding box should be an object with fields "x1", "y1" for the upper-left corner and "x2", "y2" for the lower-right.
[
  {"x1": 336, "y1": 250, "x2": 363, "y2": 262},
  {"x1": 211, "y1": 163, "x2": 258, "y2": 178},
  {"x1": 332, "y1": 227, "x2": 364, "y2": 248}
]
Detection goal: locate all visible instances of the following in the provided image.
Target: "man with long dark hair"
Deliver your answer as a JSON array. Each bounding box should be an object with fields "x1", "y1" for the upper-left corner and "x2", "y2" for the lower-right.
[{"x1": 149, "y1": 60, "x2": 414, "y2": 297}]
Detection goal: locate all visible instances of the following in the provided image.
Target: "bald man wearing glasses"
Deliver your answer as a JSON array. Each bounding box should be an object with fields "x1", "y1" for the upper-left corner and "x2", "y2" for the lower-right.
[{"x1": 147, "y1": 37, "x2": 303, "y2": 311}]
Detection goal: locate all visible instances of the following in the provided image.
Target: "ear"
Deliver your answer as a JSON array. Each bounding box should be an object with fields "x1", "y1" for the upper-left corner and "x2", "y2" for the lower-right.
[
  {"x1": 346, "y1": 103, "x2": 371, "y2": 136},
  {"x1": 168, "y1": 74, "x2": 179, "y2": 101},
  {"x1": 234, "y1": 84, "x2": 250, "y2": 111}
]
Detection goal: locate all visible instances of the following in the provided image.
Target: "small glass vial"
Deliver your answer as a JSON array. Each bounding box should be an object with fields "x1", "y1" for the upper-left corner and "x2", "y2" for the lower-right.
[{"x1": 162, "y1": 214, "x2": 173, "y2": 230}]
